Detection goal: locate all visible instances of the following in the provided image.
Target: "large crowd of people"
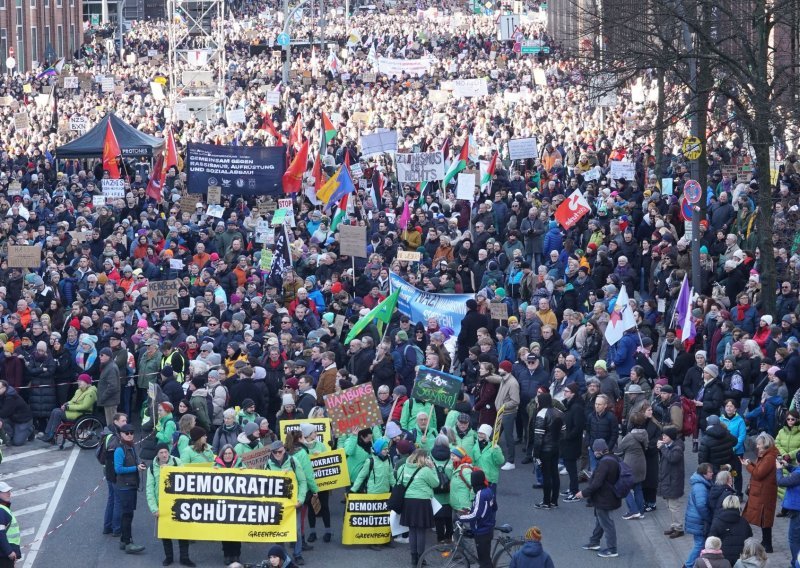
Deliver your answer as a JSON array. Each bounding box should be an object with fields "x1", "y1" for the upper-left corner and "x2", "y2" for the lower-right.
[{"x1": 0, "y1": 0, "x2": 798, "y2": 567}]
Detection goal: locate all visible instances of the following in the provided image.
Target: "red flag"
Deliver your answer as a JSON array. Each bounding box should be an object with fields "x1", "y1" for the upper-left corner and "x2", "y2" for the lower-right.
[
  {"x1": 102, "y1": 122, "x2": 122, "y2": 179},
  {"x1": 162, "y1": 128, "x2": 179, "y2": 182},
  {"x1": 283, "y1": 139, "x2": 309, "y2": 194},
  {"x1": 262, "y1": 110, "x2": 283, "y2": 146},
  {"x1": 312, "y1": 153, "x2": 325, "y2": 192},
  {"x1": 288, "y1": 114, "x2": 303, "y2": 150},
  {"x1": 146, "y1": 154, "x2": 164, "y2": 202},
  {"x1": 554, "y1": 189, "x2": 592, "y2": 229}
]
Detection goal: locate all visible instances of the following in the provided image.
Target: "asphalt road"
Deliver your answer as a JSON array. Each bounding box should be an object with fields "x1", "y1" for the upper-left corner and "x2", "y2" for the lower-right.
[{"x1": 0, "y1": 435, "x2": 712, "y2": 568}]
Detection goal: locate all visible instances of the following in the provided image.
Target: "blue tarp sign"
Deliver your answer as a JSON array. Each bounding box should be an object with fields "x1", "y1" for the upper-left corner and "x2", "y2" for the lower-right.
[
  {"x1": 389, "y1": 273, "x2": 473, "y2": 335},
  {"x1": 186, "y1": 143, "x2": 285, "y2": 196}
]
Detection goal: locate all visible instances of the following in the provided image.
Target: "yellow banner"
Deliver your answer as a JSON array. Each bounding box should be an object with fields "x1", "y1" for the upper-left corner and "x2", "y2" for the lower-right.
[
  {"x1": 157, "y1": 466, "x2": 297, "y2": 542},
  {"x1": 280, "y1": 418, "x2": 332, "y2": 447},
  {"x1": 341, "y1": 493, "x2": 391, "y2": 545},
  {"x1": 310, "y1": 449, "x2": 350, "y2": 492}
]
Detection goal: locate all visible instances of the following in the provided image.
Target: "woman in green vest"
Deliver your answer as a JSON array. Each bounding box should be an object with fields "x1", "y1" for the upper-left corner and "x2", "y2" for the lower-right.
[
  {"x1": 410, "y1": 412, "x2": 436, "y2": 452},
  {"x1": 154, "y1": 402, "x2": 177, "y2": 445},
  {"x1": 394, "y1": 449, "x2": 441, "y2": 566},
  {"x1": 146, "y1": 443, "x2": 194, "y2": 566},
  {"x1": 264, "y1": 440, "x2": 307, "y2": 565},
  {"x1": 299, "y1": 423, "x2": 331, "y2": 544},
  {"x1": 179, "y1": 427, "x2": 214, "y2": 464},
  {"x1": 431, "y1": 435, "x2": 455, "y2": 543},
  {"x1": 353, "y1": 438, "x2": 394, "y2": 494},
  {"x1": 451, "y1": 413, "x2": 478, "y2": 456},
  {"x1": 448, "y1": 447, "x2": 475, "y2": 515},
  {"x1": 400, "y1": 397, "x2": 437, "y2": 433},
  {"x1": 343, "y1": 428, "x2": 374, "y2": 485}
]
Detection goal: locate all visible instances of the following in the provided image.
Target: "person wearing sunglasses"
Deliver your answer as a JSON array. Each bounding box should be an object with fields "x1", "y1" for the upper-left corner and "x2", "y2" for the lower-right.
[
  {"x1": 264, "y1": 441, "x2": 308, "y2": 565},
  {"x1": 114, "y1": 424, "x2": 147, "y2": 555}
]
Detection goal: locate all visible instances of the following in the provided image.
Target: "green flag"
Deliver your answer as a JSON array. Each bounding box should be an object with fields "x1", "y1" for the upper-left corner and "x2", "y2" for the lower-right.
[{"x1": 344, "y1": 290, "x2": 400, "y2": 344}]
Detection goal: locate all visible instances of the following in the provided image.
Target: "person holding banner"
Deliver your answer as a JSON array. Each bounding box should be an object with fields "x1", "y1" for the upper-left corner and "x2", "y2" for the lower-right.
[
  {"x1": 264, "y1": 440, "x2": 308, "y2": 566},
  {"x1": 286, "y1": 430, "x2": 319, "y2": 550},
  {"x1": 394, "y1": 449, "x2": 441, "y2": 567},
  {"x1": 400, "y1": 396, "x2": 437, "y2": 434},
  {"x1": 299, "y1": 423, "x2": 332, "y2": 544},
  {"x1": 213, "y1": 445, "x2": 244, "y2": 565},
  {"x1": 146, "y1": 443, "x2": 195, "y2": 567},
  {"x1": 409, "y1": 412, "x2": 436, "y2": 452},
  {"x1": 343, "y1": 428, "x2": 375, "y2": 486},
  {"x1": 353, "y1": 438, "x2": 394, "y2": 495},
  {"x1": 179, "y1": 427, "x2": 214, "y2": 464}
]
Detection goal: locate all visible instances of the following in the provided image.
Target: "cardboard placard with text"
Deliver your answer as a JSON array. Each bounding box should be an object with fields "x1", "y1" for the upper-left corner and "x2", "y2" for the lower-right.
[
  {"x1": 7, "y1": 245, "x2": 41, "y2": 268},
  {"x1": 147, "y1": 279, "x2": 181, "y2": 311},
  {"x1": 338, "y1": 224, "x2": 367, "y2": 258},
  {"x1": 324, "y1": 384, "x2": 383, "y2": 437},
  {"x1": 490, "y1": 302, "x2": 508, "y2": 321}
]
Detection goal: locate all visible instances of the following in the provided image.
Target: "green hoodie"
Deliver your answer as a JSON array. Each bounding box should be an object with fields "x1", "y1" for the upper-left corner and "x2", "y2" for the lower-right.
[
  {"x1": 146, "y1": 456, "x2": 183, "y2": 512},
  {"x1": 180, "y1": 445, "x2": 215, "y2": 464},
  {"x1": 452, "y1": 427, "x2": 477, "y2": 456},
  {"x1": 265, "y1": 454, "x2": 307, "y2": 505},
  {"x1": 155, "y1": 415, "x2": 177, "y2": 445},
  {"x1": 400, "y1": 399, "x2": 437, "y2": 433},
  {"x1": 343, "y1": 434, "x2": 372, "y2": 484},
  {"x1": 431, "y1": 456, "x2": 454, "y2": 506},
  {"x1": 449, "y1": 463, "x2": 475, "y2": 512},
  {"x1": 470, "y1": 440, "x2": 505, "y2": 484},
  {"x1": 352, "y1": 455, "x2": 394, "y2": 494},
  {"x1": 292, "y1": 446, "x2": 319, "y2": 493},
  {"x1": 393, "y1": 462, "x2": 440, "y2": 500}
]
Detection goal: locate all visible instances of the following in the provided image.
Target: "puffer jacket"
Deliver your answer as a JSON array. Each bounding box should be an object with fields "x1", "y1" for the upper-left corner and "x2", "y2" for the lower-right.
[
  {"x1": 509, "y1": 540, "x2": 555, "y2": 568},
  {"x1": 616, "y1": 428, "x2": 647, "y2": 483},
  {"x1": 587, "y1": 410, "x2": 618, "y2": 452},
  {"x1": 658, "y1": 438, "x2": 685, "y2": 499},
  {"x1": 698, "y1": 423, "x2": 737, "y2": 469},
  {"x1": 685, "y1": 472, "x2": 712, "y2": 536},
  {"x1": 560, "y1": 395, "x2": 585, "y2": 460},
  {"x1": 708, "y1": 507, "x2": 753, "y2": 565},
  {"x1": 533, "y1": 407, "x2": 564, "y2": 456},
  {"x1": 720, "y1": 412, "x2": 747, "y2": 455},
  {"x1": 25, "y1": 353, "x2": 57, "y2": 419},
  {"x1": 707, "y1": 483, "x2": 737, "y2": 521},
  {"x1": 776, "y1": 424, "x2": 800, "y2": 464}
]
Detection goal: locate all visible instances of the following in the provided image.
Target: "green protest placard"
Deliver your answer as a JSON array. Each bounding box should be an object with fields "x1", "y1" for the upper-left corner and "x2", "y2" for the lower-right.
[{"x1": 411, "y1": 366, "x2": 464, "y2": 408}]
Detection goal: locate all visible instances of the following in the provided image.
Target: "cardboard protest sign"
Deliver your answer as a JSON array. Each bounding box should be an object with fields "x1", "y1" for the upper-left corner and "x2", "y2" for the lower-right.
[
  {"x1": 490, "y1": 302, "x2": 508, "y2": 321},
  {"x1": 179, "y1": 193, "x2": 201, "y2": 216},
  {"x1": 13, "y1": 113, "x2": 29, "y2": 132},
  {"x1": 157, "y1": 466, "x2": 297, "y2": 542},
  {"x1": 147, "y1": 279, "x2": 181, "y2": 311},
  {"x1": 240, "y1": 446, "x2": 271, "y2": 469},
  {"x1": 310, "y1": 449, "x2": 350, "y2": 491},
  {"x1": 342, "y1": 493, "x2": 392, "y2": 545},
  {"x1": 102, "y1": 179, "x2": 126, "y2": 199},
  {"x1": 324, "y1": 384, "x2": 383, "y2": 437},
  {"x1": 280, "y1": 418, "x2": 332, "y2": 447},
  {"x1": 338, "y1": 224, "x2": 367, "y2": 258},
  {"x1": 397, "y1": 251, "x2": 421, "y2": 262},
  {"x1": 411, "y1": 366, "x2": 464, "y2": 409},
  {"x1": 7, "y1": 245, "x2": 41, "y2": 268},
  {"x1": 207, "y1": 185, "x2": 222, "y2": 205}
]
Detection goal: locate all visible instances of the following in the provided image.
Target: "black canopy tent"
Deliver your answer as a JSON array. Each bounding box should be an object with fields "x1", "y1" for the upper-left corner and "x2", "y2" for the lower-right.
[{"x1": 55, "y1": 113, "x2": 165, "y2": 159}]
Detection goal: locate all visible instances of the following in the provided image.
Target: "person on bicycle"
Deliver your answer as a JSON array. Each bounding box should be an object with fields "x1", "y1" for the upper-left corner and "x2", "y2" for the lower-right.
[
  {"x1": 458, "y1": 469, "x2": 497, "y2": 568},
  {"x1": 37, "y1": 373, "x2": 97, "y2": 443}
]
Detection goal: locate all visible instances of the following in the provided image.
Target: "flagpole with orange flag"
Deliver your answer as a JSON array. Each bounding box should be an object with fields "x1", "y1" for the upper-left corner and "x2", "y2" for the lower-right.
[
  {"x1": 283, "y1": 139, "x2": 309, "y2": 194},
  {"x1": 102, "y1": 122, "x2": 122, "y2": 179}
]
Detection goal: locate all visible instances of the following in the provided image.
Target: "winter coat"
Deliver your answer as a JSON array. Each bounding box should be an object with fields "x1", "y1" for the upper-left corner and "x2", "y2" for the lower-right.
[
  {"x1": 470, "y1": 440, "x2": 505, "y2": 484},
  {"x1": 453, "y1": 427, "x2": 478, "y2": 456},
  {"x1": 582, "y1": 454, "x2": 622, "y2": 510},
  {"x1": 136, "y1": 349, "x2": 162, "y2": 390},
  {"x1": 212, "y1": 422, "x2": 241, "y2": 454},
  {"x1": 474, "y1": 374, "x2": 501, "y2": 426},
  {"x1": 720, "y1": 413, "x2": 747, "y2": 455},
  {"x1": 560, "y1": 395, "x2": 585, "y2": 460},
  {"x1": 449, "y1": 463, "x2": 475, "y2": 512},
  {"x1": 97, "y1": 361, "x2": 120, "y2": 407},
  {"x1": 154, "y1": 414, "x2": 177, "y2": 445},
  {"x1": 0, "y1": 386, "x2": 32, "y2": 425},
  {"x1": 495, "y1": 375, "x2": 520, "y2": 413},
  {"x1": 180, "y1": 444, "x2": 215, "y2": 464},
  {"x1": 146, "y1": 456, "x2": 183, "y2": 512},
  {"x1": 709, "y1": 508, "x2": 753, "y2": 566},
  {"x1": 693, "y1": 550, "x2": 734, "y2": 568},
  {"x1": 698, "y1": 424, "x2": 737, "y2": 469},
  {"x1": 25, "y1": 353, "x2": 57, "y2": 419},
  {"x1": 533, "y1": 407, "x2": 564, "y2": 456},
  {"x1": 616, "y1": 428, "x2": 647, "y2": 483},
  {"x1": 658, "y1": 439, "x2": 685, "y2": 499},
  {"x1": 265, "y1": 455, "x2": 307, "y2": 505},
  {"x1": 509, "y1": 541, "x2": 555, "y2": 568},
  {"x1": 708, "y1": 484, "x2": 737, "y2": 521},
  {"x1": 343, "y1": 434, "x2": 372, "y2": 484},
  {"x1": 587, "y1": 410, "x2": 618, "y2": 452},
  {"x1": 400, "y1": 398, "x2": 437, "y2": 433},
  {"x1": 353, "y1": 454, "x2": 394, "y2": 494},
  {"x1": 685, "y1": 472, "x2": 712, "y2": 536},
  {"x1": 292, "y1": 446, "x2": 319, "y2": 494},
  {"x1": 64, "y1": 385, "x2": 98, "y2": 420},
  {"x1": 776, "y1": 424, "x2": 800, "y2": 464},
  {"x1": 742, "y1": 445, "x2": 778, "y2": 528},
  {"x1": 698, "y1": 377, "x2": 725, "y2": 429},
  {"x1": 394, "y1": 462, "x2": 440, "y2": 500}
]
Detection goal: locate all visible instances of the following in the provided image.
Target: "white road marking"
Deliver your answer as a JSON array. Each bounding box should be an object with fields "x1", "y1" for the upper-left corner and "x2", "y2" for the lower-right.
[
  {"x1": 14, "y1": 504, "x2": 47, "y2": 517},
  {"x1": 14, "y1": 482, "x2": 57, "y2": 497},
  {"x1": 2, "y1": 461, "x2": 66, "y2": 480},
  {"x1": 21, "y1": 445, "x2": 80, "y2": 568},
  {"x1": 19, "y1": 528, "x2": 34, "y2": 538},
  {"x1": 3, "y1": 447, "x2": 58, "y2": 462}
]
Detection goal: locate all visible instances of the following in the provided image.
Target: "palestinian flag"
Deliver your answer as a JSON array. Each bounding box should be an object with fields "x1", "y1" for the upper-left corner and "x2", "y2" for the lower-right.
[
  {"x1": 330, "y1": 194, "x2": 348, "y2": 232},
  {"x1": 322, "y1": 112, "x2": 337, "y2": 144},
  {"x1": 443, "y1": 138, "x2": 469, "y2": 186},
  {"x1": 481, "y1": 151, "x2": 498, "y2": 191}
]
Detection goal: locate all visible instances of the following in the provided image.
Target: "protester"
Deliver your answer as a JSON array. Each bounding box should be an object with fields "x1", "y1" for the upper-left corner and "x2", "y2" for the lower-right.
[
  {"x1": 510, "y1": 526, "x2": 555, "y2": 568},
  {"x1": 576, "y1": 439, "x2": 621, "y2": 558},
  {"x1": 394, "y1": 449, "x2": 441, "y2": 567},
  {"x1": 685, "y1": 463, "x2": 715, "y2": 567},
  {"x1": 0, "y1": 482, "x2": 21, "y2": 568},
  {"x1": 658, "y1": 426, "x2": 685, "y2": 538},
  {"x1": 114, "y1": 423, "x2": 146, "y2": 554},
  {"x1": 741, "y1": 433, "x2": 779, "y2": 553}
]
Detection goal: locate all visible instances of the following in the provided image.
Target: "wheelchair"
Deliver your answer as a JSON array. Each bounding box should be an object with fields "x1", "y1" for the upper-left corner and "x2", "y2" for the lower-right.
[{"x1": 53, "y1": 414, "x2": 104, "y2": 450}]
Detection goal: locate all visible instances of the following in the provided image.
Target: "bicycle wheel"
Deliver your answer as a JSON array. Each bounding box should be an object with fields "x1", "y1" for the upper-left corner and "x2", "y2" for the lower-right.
[
  {"x1": 74, "y1": 416, "x2": 104, "y2": 449},
  {"x1": 418, "y1": 544, "x2": 471, "y2": 568},
  {"x1": 491, "y1": 539, "x2": 524, "y2": 568}
]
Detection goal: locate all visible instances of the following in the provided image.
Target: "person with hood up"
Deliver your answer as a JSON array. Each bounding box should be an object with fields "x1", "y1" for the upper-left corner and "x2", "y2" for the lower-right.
[
  {"x1": 684, "y1": 462, "x2": 715, "y2": 567},
  {"x1": 233, "y1": 421, "x2": 262, "y2": 457},
  {"x1": 509, "y1": 526, "x2": 555, "y2": 568},
  {"x1": 458, "y1": 469, "x2": 497, "y2": 568},
  {"x1": 618, "y1": 412, "x2": 649, "y2": 520},
  {"x1": 698, "y1": 415, "x2": 737, "y2": 474},
  {"x1": 267, "y1": 544, "x2": 298, "y2": 568},
  {"x1": 146, "y1": 443, "x2": 195, "y2": 567}
]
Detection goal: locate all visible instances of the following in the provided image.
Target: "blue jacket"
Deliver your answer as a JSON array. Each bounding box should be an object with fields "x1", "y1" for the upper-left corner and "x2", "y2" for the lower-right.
[
  {"x1": 611, "y1": 332, "x2": 637, "y2": 378},
  {"x1": 459, "y1": 486, "x2": 496, "y2": 536},
  {"x1": 509, "y1": 541, "x2": 555, "y2": 568},
  {"x1": 777, "y1": 465, "x2": 800, "y2": 511},
  {"x1": 720, "y1": 413, "x2": 747, "y2": 455},
  {"x1": 745, "y1": 395, "x2": 784, "y2": 436},
  {"x1": 685, "y1": 472, "x2": 711, "y2": 536},
  {"x1": 498, "y1": 338, "x2": 515, "y2": 363},
  {"x1": 542, "y1": 226, "x2": 563, "y2": 256}
]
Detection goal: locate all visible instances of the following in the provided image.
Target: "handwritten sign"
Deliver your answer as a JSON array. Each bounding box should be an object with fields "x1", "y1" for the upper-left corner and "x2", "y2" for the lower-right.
[
  {"x1": 179, "y1": 193, "x2": 201, "y2": 216},
  {"x1": 207, "y1": 185, "x2": 221, "y2": 205},
  {"x1": 102, "y1": 179, "x2": 126, "y2": 199},
  {"x1": 324, "y1": 383, "x2": 382, "y2": 437},
  {"x1": 7, "y1": 245, "x2": 41, "y2": 268},
  {"x1": 609, "y1": 160, "x2": 636, "y2": 181},
  {"x1": 490, "y1": 302, "x2": 508, "y2": 321},
  {"x1": 240, "y1": 446, "x2": 271, "y2": 469},
  {"x1": 395, "y1": 152, "x2": 444, "y2": 183},
  {"x1": 508, "y1": 137, "x2": 538, "y2": 160},
  {"x1": 411, "y1": 366, "x2": 464, "y2": 409},
  {"x1": 63, "y1": 76, "x2": 79, "y2": 89},
  {"x1": 147, "y1": 279, "x2": 181, "y2": 311},
  {"x1": 456, "y1": 172, "x2": 476, "y2": 201},
  {"x1": 397, "y1": 251, "x2": 422, "y2": 262},
  {"x1": 338, "y1": 224, "x2": 367, "y2": 258},
  {"x1": 13, "y1": 113, "x2": 29, "y2": 132}
]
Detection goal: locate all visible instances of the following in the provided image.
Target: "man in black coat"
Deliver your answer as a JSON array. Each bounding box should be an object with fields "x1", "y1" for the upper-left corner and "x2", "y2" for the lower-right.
[
  {"x1": 457, "y1": 299, "x2": 490, "y2": 363},
  {"x1": 697, "y1": 415, "x2": 737, "y2": 473},
  {"x1": 560, "y1": 383, "x2": 586, "y2": 500},
  {"x1": 576, "y1": 439, "x2": 622, "y2": 558},
  {"x1": 159, "y1": 366, "x2": 184, "y2": 411},
  {"x1": 230, "y1": 366, "x2": 266, "y2": 418},
  {"x1": 0, "y1": 381, "x2": 33, "y2": 446}
]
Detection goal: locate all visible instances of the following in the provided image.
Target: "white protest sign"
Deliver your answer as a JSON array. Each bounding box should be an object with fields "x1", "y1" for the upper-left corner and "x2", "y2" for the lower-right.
[
  {"x1": 169, "y1": 259, "x2": 184, "y2": 270},
  {"x1": 150, "y1": 81, "x2": 165, "y2": 101},
  {"x1": 101, "y1": 77, "x2": 114, "y2": 93},
  {"x1": 102, "y1": 179, "x2": 126, "y2": 199},
  {"x1": 266, "y1": 91, "x2": 280, "y2": 106},
  {"x1": 451, "y1": 78, "x2": 488, "y2": 98},
  {"x1": 13, "y1": 113, "x2": 29, "y2": 132},
  {"x1": 255, "y1": 219, "x2": 271, "y2": 244},
  {"x1": 609, "y1": 160, "x2": 636, "y2": 181},
  {"x1": 583, "y1": 167, "x2": 601, "y2": 181},
  {"x1": 277, "y1": 198, "x2": 296, "y2": 227},
  {"x1": 350, "y1": 163, "x2": 364, "y2": 179},
  {"x1": 93, "y1": 195, "x2": 106, "y2": 207},
  {"x1": 508, "y1": 138, "x2": 538, "y2": 160},
  {"x1": 456, "y1": 173, "x2": 476, "y2": 201},
  {"x1": 376, "y1": 56, "x2": 435, "y2": 77},
  {"x1": 225, "y1": 108, "x2": 246, "y2": 125},
  {"x1": 395, "y1": 152, "x2": 444, "y2": 183},
  {"x1": 63, "y1": 76, "x2": 79, "y2": 89},
  {"x1": 360, "y1": 130, "x2": 398, "y2": 157},
  {"x1": 69, "y1": 115, "x2": 88, "y2": 132}
]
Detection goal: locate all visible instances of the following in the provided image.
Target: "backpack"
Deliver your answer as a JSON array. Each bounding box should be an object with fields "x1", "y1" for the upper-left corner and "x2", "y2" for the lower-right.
[
  {"x1": 355, "y1": 457, "x2": 375, "y2": 493},
  {"x1": 770, "y1": 401, "x2": 788, "y2": 436},
  {"x1": 189, "y1": 393, "x2": 213, "y2": 431},
  {"x1": 680, "y1": 396, "x2": 698, "y2": 438},
  {"x1": 213, "y1": 383, "x2": 231, "y2": 409},
  {"x1": 405, "y1": 344, "x2": 424, "y2": 366},
  {"x1": 171, "y1": 432, "x2": 186, "y2": 458},
  {"x1": 388, "y1": 465, "x2": 423, "y2": 514},
  {"x1": 604, "y1": 456, "x2": 635, "y2": 499},
  {"x1": 433, "y1": 464, "x2": 450, "y2": 494},
  {"x1": 96, "y1": 433, "x2": 112, "y2": 465}
]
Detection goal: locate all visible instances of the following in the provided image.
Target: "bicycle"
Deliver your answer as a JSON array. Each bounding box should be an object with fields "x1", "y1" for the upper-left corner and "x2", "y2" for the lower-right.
[
  {"x1": 417, "y1": 521, "x2": 524, "y2": 568},
  {"x1": 53, "y1": 414, "x2": 105, "y2": 450}
]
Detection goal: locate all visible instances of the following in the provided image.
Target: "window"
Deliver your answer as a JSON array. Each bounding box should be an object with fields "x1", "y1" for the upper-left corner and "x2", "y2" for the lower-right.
[
  {"x1": 44, "y1": 0, "x2": 48, "y2": 8},
  {"x1": 44, "y1": 25, "x2": 50, "y2": 48},
  {"x1": 29, "y1": 0, "x2": 34, "y2": 9},
  {"x1": 55, "y1": 0, "x2": 60, "y2": 8},
  {"x1": 15, "y1": 0, "x2": 23, "y2": 71},
  {"x1": 0, "y1": 30, "x2": 7, "y2": 70},
  {"x1": 30, "y1": 27, "x2": 37, "y2": 64},
  {"x1": 56, "y1": 25, "x2": 62, "y2": 57},
  {"x1": 69, "y1": 23, "x2": 74, "y2": 54}
]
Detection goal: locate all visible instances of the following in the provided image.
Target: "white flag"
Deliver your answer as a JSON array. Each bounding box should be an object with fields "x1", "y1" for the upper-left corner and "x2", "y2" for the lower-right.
[{"x1": 604, "y1": 285, "x2": 637, "y2": 346}]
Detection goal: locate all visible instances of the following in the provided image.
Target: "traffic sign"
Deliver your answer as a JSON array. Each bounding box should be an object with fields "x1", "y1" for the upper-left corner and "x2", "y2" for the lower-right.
[
  {"x1": 682, "y1": 136, "x2": 702, "y2": 160},
  {"x1": 512, "y1": 42, "x2": 521, "y2": 54},
  {"x1": 683, "y1": 179, "x2": 702, "y2": 204},
  {"x1": 276, "y1": 33, "x2": 291, "y2": 47},
  {"x1": 681, "y1": 196, "x2": 693, "y2": 220}
]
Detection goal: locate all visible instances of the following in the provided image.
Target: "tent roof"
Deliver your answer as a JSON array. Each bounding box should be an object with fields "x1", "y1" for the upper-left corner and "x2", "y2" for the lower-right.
[{"x1": 56, "y1": 113, "x2": 165, "y2": 159}]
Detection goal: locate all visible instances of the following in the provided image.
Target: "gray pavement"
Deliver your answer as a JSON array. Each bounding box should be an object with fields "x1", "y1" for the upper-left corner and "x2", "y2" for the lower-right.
[{"x1": 2, "y1": 436, "x2": 793, "y2": 568}]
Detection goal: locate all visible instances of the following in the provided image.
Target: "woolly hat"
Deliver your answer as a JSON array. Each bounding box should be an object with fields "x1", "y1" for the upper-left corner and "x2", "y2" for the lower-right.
[
  {"x1": 159, "y1": 401, "x2": 174, "y2": 413},
  {"x1": 662, "y1": 426, "x2": 679, "y2": 441},
  {"x1": 761, "y1": 315, "x2": 773, "y2": 325},
  {"x1": 499, "y1": 360, "x2": 513, "y2": 373},
  {"x1": 241, "y1": 398, "x2": 256, "y2": 410},
  {"x1": 161, "y1": 365, "x2": 174, "y2": 379},
  {"x1": 594, "y1": 360, "x2": 607, "y2": 371},
  {"x1": 299, "y1": 423, "x2": 316, "y2": 438},
  {"x1": 707, "y1": 415, "x2": 721, "y2": 428},
  {"x1": 281, "y1": 394, "x2": 295, "y2": 406},
  {"x1": 267, "y1": 545, "x2": 287, "y2": 561},
  {"x1": 385, "y1": 421, "x2": 402, "y2": 439},
  {"x1": 395, "y1": 439, "x2": 414, "y2": 455},
  {"x1": 768, "y1": 366, "x2": 781, "y2": 375},
  {"x1": 703, "y1": 364, "x2": 719, "y2": 378},
  {"x1": 396, "y1": 330, "x2": 408, "y2": 341},
  {"x1": 99, "y1": 347, "x2": 113, "y2": 357},
  {"x1": 765, "y1": 382, "x2": 780, "y2": 397},
  {"x1": 495, "y1": 287, "x2": 506, "y2": 298},
  {"x1": 477, "y1": 424, "x2": 493, "y2": 438},
  {"x1": 243, "y1": 422, "x2": 260, "y2": 438},
  {"x1": 373, "y1": 439, "x2": 389, "y2": 455},
  {"x1": 592, "y1": 439, "x2": 609, "y2": 452},
  {"x1": 189, "y1": 426, "x2": 207, "y2": 442},
  {"x1": 451, "y1": 446, "x2": 468, "y2": 461},
  {"x1": 77, "y1": 373, "x2": 92, "y2": 384}
]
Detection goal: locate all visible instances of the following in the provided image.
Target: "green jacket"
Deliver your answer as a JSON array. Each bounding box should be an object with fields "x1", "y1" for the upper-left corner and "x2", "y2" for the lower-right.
[
  {"x1": 137, "y1": 350, "x2": 162, "y2": 389},
  {"x1": 234, "y1": 439, "x2": 263, "y2": 459},
  {"x1": 180, "y1": 445, "x2": 215, "y2": 464},
  {"x1": 146, "y1": 456, "x2": 182, "y2": 513},
  {"x1": 292, "y1": 446, "x2": 319, "y2": 493},
  {"x1": 452, "y1": 428, "x2": 477, "y2": 456},
  {"x1": 411, "y1": 426, "x2": 435, "y2": 452},
  {"x1": 64, "y1": 386, "x2": 98, "y2": 420},
  {"x1": 237, "y1": 409, "x2": 260, "y2": 427},
  {"x1": 394, "y1": 463, "x2": 440, "y2": 500},
  {"x1": 155, "y1": 415, "x2": 177, "y2": 445},
  {"x1": 265, "y1": 455, "x2": 307, "y2": 505},
  {"x1": 431, "y1": 456, "x2": 454, "y2": 506},
  {"x1": 444, "y1": 410, "x2": 460, "y2": 430},
  {"x1": 343, "y1": 435, "x2": 372, "y2": 484},
  {"x1": 304, "y1": 439, "x2": 327, "y2": 456},
  {"x1": 353, "y1": 455, "x2": 394, "y2": 494},
  {"x1": 400, "y1": 399, "x2": 437, "y2": 433},
  {"x1": 449, "y1": 463, "x2": 475, "y2": 512},
  {"x1": 470, "y1": 441, "x2": 505, "y2": 484}
]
